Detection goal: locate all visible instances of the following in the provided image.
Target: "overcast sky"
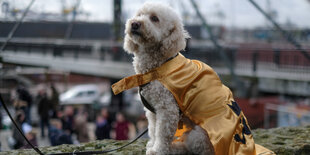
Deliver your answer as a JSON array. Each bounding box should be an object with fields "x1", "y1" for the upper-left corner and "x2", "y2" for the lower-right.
[{"x1": 1, "y1": 0, "x2": 310, "y2": 29}]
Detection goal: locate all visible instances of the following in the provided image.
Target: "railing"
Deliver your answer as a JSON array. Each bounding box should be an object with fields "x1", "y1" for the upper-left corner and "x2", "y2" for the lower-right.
[
  {"x1": 186, "y1": 45, "x2": 310, "y2": 81},
  {"x1": 264, "y1": 103, "x2": 310, "y2": 128},
  {"x1": 1, "y1": 38, "x2": 310, "y2": 81}
]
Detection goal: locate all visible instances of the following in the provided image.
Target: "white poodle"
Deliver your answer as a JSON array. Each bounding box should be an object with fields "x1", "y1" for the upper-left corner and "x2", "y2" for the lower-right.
[
  {"x1": 123, "y1": 3, "x2": 213, "y2": 154},
  {"x1": 114, "y1": 2, "x2": 269, "y2": 155}
]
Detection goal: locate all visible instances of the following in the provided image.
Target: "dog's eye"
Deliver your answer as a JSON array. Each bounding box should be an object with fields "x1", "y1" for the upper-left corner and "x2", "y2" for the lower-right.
[{"x1": 150, "y1": 15, "x2": 159, "y2": 22}]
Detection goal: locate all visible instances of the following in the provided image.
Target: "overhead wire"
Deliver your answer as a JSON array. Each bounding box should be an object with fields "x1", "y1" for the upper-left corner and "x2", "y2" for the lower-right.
[
  {"x1": 0, "y1": 0, "x2": 35, "y2": 52},
  {"x1": 0, "y1": 0, "x2": 45, "y2": 154},
  {"x1": 64, "y1": 0, "x2": 81, "y2": 39},
  {"x1": 0, "y1": 93, "x2": 44, "y2": 154},
  {"x1": 0, "y1": 1, "x2": 45, "y2": 155},
  {"x1": 247, "y1": 0, "x2": 310, "y2": 62},
  {"x1": 189, "y1": 0, "x2": 245, "y2": 92}
]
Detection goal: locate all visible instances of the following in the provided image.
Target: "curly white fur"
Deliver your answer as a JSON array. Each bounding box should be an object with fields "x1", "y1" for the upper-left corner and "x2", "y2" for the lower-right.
[{"x1": 124, "y1": 2, "x2": 214, "y2": 155}]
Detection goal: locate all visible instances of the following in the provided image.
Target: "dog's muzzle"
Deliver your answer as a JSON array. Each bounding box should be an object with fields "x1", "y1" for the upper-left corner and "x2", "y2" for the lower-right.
[
  {"x1": 131, "y1": 22, "x2": 142, "y2": 36},
  {"x1": 131, "y1": 22, "x2": 141, "y2": 30}
]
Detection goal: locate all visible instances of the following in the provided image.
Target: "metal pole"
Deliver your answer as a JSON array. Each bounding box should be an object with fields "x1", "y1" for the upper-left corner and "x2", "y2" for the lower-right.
[
  {"x1": 264, "y1": 104, "x2": 270, "y2": 128},
  {"x1": 113, "y1": 0, "x2": 122, "y2": 41}
]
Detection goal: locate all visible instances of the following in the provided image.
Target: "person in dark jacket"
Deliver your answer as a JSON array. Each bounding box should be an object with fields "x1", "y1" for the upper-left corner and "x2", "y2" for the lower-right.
[
  {"x1": 61, "y1": 106, "x2": 74, "y2": 135},
  {"x1": 12, "y1": 111, "x2": 25, "y2": 149},
  {"x1": 37, "y1": 89, "x2": 52, "y2": 138},
  {"x1": 48, "y1": 119, "x2": 73, "y2": 146},
  {"x1": 95, "y1": 108, "x2": 111, "y2": 140},
  {"x1": 74, "y1": 108, "x2": 89, "y2": 143},
  {"x1": 22, "y1": 130, "x2": 38, "y2": 149},
  {"x1": 16, "y1": 86, "x2": 33, "y2": 124},
  {"x1": 50, "y1": 84, "x2": 59, "y2": 118}
]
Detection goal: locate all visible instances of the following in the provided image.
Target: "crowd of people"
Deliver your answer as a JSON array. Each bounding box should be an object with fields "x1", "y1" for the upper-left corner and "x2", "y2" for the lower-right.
[{"x1": 8, "y1": 84, "x2": 148, "y2": 150}]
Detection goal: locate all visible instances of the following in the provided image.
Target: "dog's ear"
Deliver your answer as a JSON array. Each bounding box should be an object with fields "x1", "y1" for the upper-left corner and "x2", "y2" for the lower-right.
[{"x1": 161, "y1": 23, "x2": 190, "y2": 54}]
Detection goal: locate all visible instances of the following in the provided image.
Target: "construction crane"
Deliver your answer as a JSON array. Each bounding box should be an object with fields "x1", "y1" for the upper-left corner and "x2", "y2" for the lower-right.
[
  {"x1": 0, "y1": 0, "x2": 23, "y2": 20},
  {"x1": 60, "y1": 0, "x2": 81, "y2": 21}
]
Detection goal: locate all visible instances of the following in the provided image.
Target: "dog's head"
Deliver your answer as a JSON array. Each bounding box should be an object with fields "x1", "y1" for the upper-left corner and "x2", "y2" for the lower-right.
[{"x1": 124, "y1": 2, "x2": 190, "y2": 57}]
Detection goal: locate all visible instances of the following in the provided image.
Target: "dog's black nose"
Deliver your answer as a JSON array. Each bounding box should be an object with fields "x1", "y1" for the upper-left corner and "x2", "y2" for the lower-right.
[{"x1": 131, "y1": 22, "x2": 141, "y2": 30}]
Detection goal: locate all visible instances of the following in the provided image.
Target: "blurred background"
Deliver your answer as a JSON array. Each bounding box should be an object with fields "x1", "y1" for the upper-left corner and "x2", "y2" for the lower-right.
[{"x1": 0, "y1": 0, "x2": 309, "y2": 152}]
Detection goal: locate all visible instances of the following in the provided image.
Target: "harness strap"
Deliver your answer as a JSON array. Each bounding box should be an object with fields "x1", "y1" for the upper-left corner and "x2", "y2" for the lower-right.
[
  {"x1": 139, "y1": 83, "x2": 182, "y2": 117},
  {"x1": 139, "y1": 83, "x2": 184, "y2": 130},
  {"x1": 139, "y1": 83, "x2": 156, "y2": 114}
]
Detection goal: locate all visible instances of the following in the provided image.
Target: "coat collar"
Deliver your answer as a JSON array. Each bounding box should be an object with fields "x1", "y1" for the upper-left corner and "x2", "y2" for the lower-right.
[{"x1": 111, "y1": 53, "x2": 187, "y2": 95}]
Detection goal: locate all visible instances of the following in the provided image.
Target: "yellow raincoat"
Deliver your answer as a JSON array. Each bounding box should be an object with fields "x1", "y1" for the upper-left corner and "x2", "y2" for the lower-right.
[{"x1": 112, "y1": 53, "x2": 274, "y2": 155}]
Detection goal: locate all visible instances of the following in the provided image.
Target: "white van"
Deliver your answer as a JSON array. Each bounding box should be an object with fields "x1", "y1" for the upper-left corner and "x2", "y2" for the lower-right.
[{"x1": 60, "y1": 84, "x2": 101, "y2": 105}]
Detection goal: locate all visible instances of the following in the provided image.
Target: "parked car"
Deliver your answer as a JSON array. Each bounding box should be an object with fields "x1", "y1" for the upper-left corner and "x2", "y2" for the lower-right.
[
  {"x1": 60, "y1": 84, "x2": 145, "y2": 121},
  {"x1": 60, "y1": 84, "x2": 101, "y2": 105},
  {"x1": 99, "y1": 91, "x2": 112, "y2": 107}
]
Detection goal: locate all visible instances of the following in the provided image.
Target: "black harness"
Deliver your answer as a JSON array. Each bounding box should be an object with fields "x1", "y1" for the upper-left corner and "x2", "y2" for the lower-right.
[
  {"x1": 138, "y1": 52, "x2": 184, "y2": 133},
  {"x1": 139, "y1": 84, "x2": 156, "y2": 113},
  {"x1": 138, "y1": 53, "x2": 179, "y2": 114},
  {"x1": 139, "y1": 82, "x2": 184, "y2": 129}
]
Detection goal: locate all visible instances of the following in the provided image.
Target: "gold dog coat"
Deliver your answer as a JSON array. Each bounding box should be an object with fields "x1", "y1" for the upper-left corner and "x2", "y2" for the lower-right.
[{"x1": 112, "y1": 53, "x2": 274, "y2": 155}]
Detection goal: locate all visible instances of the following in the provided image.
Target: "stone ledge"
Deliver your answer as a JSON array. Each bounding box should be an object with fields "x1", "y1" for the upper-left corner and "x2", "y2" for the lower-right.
[
  {"x1": 252, "y1": 125, "x2": 310, "y2": 155},
  {"x1": 1, "y1": 125, "x2": 309, "y2": 155}
]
